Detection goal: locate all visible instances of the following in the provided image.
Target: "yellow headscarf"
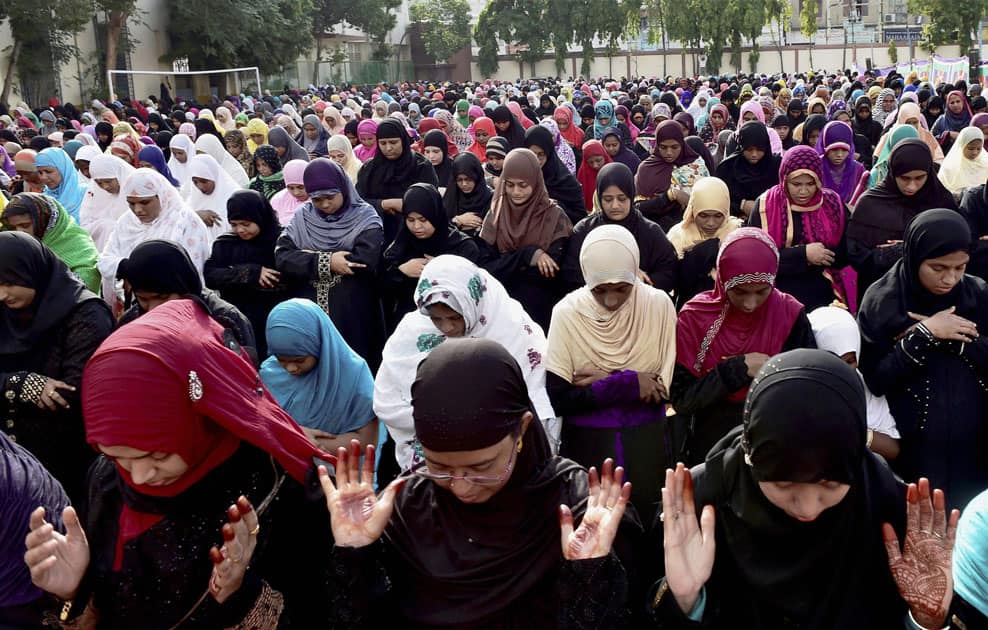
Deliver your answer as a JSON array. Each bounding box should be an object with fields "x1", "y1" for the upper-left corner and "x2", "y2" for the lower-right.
[
  {"x1": 666, "y1": 177, "x2": 742, "y2": 258},
  {"x1": 245, "y1": 118, "x2": 269, "y2": 153}
]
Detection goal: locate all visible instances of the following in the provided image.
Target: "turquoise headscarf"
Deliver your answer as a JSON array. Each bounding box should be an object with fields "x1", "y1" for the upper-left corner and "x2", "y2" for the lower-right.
[
  {"x1": 868, "y1": 124, "x2": 920, "y2": 188},
  {"x1": 593, "y1": 100, "x2": 615, "y2": 139},
  {"x1": 953, "y1": 489, "x2": 988, "y2": 617},
  {"x1": 696, "y1": 96, "x2": 721, "y2": 129},
  {"x1": 260, "y1": 299, "x2": 375, "y2": 435},
  {"x1": 34, "y1": 148, "x2": 86, "y2": 224}
]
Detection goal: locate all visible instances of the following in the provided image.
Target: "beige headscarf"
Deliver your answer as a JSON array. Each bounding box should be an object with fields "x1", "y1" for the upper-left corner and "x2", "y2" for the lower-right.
[
  {"x1": 545, "y1": 225, "x2": 677, "y2": 386},
  {"x1": 666, "y1": 176, "x2": 742, "y2": 257}
]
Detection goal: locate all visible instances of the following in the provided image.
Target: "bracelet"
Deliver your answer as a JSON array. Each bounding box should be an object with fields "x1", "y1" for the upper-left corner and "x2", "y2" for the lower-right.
[{"x1": 866, "y1": 429, "x2": 874, "y2": 449}]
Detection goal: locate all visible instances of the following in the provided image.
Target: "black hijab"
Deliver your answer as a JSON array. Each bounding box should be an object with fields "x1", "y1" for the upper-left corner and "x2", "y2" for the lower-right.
[
  {"x1": 422, "y1": 129, "x2": 453, "y2": 188},
  {"x1": 224, "y1": 189, "x2": 282, "y2": 254},
  {"x1": 525, "y1": 124, "x2": 586, "y2": 220},
  {"x1": 801, "y1": 114, "x2": 827, "y2": 146},
  {"x1": 0, "y1": 232, "x2": 98, "y2": 355},
  {"x1": 692, "y1": 349, "x2": 907, "y2": 628},
  {"x1": 154, "y1": 130, "x2": 173, "y2": 161},
  {"x1": 94, "y1": 122, "x2": 114, "y2": 151},
  {"x1": 118, "y1": 240, "x2": 203, "y2": 297},
  {"x1": 771, "y1": 113, "x2": 795, "y2": 150},
  {"x1": 849, "y1": 139, "x2": 957, "y2": 247},
  {"x1": 385, "y1": 338, "x2": 590, "y2": 626},
  {"x1": 384, "y1": 183, "x2": 470, "y2": 264},
  {"x1": 443, "y1": 152, "x2": 493, "y2": 220},
  {"x1": 361, "y1": 118, "x2": 419, "y2": 190},
  {"x1": 715, "y1": 121, "x2": 781, "y2": 198},
  {"x1": 858, "y1": 208, "x2": 986, "y2": 343},
  {"x1": 193, "y1": 118, "x2": 223, "y2": 142},
  {"x1": 489, "y1": 105, "x2": 526, "y2": 150},
  {"x1": 786, "y1": 99, "x2": 806, "y2": 127}
]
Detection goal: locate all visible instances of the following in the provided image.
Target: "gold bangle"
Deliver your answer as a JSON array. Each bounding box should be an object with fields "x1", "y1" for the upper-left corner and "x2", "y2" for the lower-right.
[{"x1": 866, "y1": 429, "x2": 875, "y2": 449}]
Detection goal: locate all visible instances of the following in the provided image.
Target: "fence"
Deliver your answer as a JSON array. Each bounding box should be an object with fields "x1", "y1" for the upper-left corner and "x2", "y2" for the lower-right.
[{"x1": 265, "y1": 60, "x2": 416, "y2": 89}]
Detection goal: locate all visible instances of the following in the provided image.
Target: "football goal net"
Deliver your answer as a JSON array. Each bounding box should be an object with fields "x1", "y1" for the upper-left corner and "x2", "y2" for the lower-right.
[{"x1": 107, "y1": 65, "x2": 262, "y2": 103}]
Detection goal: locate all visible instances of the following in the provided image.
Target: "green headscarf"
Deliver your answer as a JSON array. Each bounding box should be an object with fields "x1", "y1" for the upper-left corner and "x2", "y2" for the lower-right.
[
  {"x1": 868, "y1": 125, "x2": 920, "y2": 188},
  {"x1": 456, "y1": 99, "x2": 471, "y2": 128},
  {"x1": 0, "y1": 193, "x2": 100, "y2": 291}
]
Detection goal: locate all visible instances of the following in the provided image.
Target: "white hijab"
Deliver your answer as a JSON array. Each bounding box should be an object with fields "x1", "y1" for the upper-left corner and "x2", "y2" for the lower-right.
[
  {"x1": 808, "y1": 306, "x2": 900, "y2": 438},
  {"x1": 373, "y1": 255, "x2": 558, "y2": 470},
  {"x1": 195, "y1": 133, "x2": 250, "y2": 187},
  {"x1": 97, "y1": 168, "x2": 211, "y2": 292},
  {"x1": 938, "y1": 126, "x2": 988, "y2": 196},
  {"x1": 168, "y1": 133, "x2": 196, "y2": 186},
  {"x1": 80, "y1": 154, "x2": 134, "y2": 251},
  {"x1": 184, "y1": 154, "x2": 240, "y2": 242}
]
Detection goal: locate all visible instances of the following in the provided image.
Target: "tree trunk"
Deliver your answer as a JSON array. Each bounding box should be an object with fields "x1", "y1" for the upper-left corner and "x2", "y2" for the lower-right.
[
  {"x1": 1, "y1": 39, "x2": 22, "y2": 105},
  {"x1": 105, "y1": 10, "x2": 129, "y2": 99},
  {"x1": 312, "y1": 35, "x2": 323, "y2": 86}
]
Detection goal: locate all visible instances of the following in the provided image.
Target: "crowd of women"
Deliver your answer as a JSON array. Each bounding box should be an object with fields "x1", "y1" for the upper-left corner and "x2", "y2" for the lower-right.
[{"x1": 1, "y1": 69, "x2": 987, "y2": 628}]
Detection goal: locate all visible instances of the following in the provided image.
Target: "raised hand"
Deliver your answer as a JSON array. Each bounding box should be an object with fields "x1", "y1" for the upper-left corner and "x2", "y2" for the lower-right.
[
  {"x1": 319, "y1": 440, "x2": 406, "y2": 548},
  {"x1": 24, "y1": 506, "x2": 90, "y2": 600},
  {"x1": 662, "y1": 463, "x2": 716, "y2": 615},
  {"x1": 883, "y1": 478, "x2": 959, "y2": 629},
  {"x1": 559, "y1": 459, "x2": 630, "y2": 560},
  {"x1": 908, "y1": 307, "x2": 979, "y2": 343},
  {"x1": 37, "y1": 378, "x2": 75, "y2": 411},
  {"x1": 208, "y1": 496, "x2": 259, "y2": 604}
]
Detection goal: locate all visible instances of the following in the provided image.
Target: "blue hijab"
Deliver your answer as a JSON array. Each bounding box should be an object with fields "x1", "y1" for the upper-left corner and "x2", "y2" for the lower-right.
[
  {"x1": 593, "y1": 100, "x2": 615, "y2": 139},
  {"x1": 260, "y1": 299, "x2": 375, "y2": 434},
  {"x1": 35, "y1": 148, "x2": 85, "y2": 223},
  {"x1": 953, "y1": 488, "x2": 988, "y2": 617},
  {"x1": 137, "y1": 144, "x2": 180, "y2": 187}
]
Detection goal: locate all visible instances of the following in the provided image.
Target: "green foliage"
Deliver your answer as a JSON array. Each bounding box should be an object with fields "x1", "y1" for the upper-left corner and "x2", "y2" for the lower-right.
[
  {"x1": 799, "y1": 0, "x2": 818, "y2": 39},
  {"x1": 473, "y1": 0, "x2": 631, "y2": 78},
  {"x1": 887, "y1": 39, "x2": 898, "y2": 64},
  {"x1": 906, "y1": 0, "x2": 988, "y2": 52},
  {"x1": 313, "y1": 0, "x2": 400, "y2": 45},
  {"x1": 0, "y1": 0, "x2": 91, "y2": 65},
  {"x1": 410, "y1": 0, "x2": 472, "y2": 63},
  {"x1": 165, "y1": 0, "x2": 316, "y2": 73}
]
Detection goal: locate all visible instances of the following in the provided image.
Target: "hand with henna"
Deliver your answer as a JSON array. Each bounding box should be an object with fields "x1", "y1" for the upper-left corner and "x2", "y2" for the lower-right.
[
  {"x1": 319, "y1": 439, "x2": 406, "y2": 548},
  {"x1": 558, "y1": 458, "x2": 631, "y2": 560},
  {"x1": 883, "y1": 478, "x2": 960, "y2": 629},
  {"x1": 208, "y1": 496, "x2": 259, "y2": 604}
]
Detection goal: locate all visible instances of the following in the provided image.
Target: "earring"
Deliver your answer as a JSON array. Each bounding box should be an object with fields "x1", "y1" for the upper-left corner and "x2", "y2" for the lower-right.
[{"x1": 516, "y1": 438, "x2": 523, "y2": 453}]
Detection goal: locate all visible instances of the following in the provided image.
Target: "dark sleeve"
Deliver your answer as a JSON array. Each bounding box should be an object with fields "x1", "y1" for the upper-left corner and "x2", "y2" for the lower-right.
[
  {"x1": 561, "y1": 227, "x2": 587, "y2": 291},
  {"x1": 639, "y1": 224, "x2": 679, "y2": 292},
  {"x1": 669, "y1": 359, "x2": 750, "y2": 416},
  {"x1": 478, "y1": 240, "x2": 540, "y2": 281},
  {"x1": 859, "y1": 326, "x2": 937, "y2": 397},
  {"x1": 557, "y1": 554, "x2": 630, "y2": 630},
  {"x1": 203, "y1": 244, "x2": 262, "y2": 290},
  {"x1": 847, "y1": 236, "x2": 903, "y2": 279},
  {"x1": 355, "y1": 164, "x2": 386, "y2": 215},
  {"x1": 446, "y1": 234, "x2": 482, "y2": 263},
  {"x1": 274, "y1": 232, "x2": 318, "y2": 281},
  {"x1": 958, "y1": 188, "x2": 988, "y2": 274},
  {"x1": 782, "y1": 310, "x2": 817, "y2": 351},
  {"x1": 713, "y1": 165, "x2": 743, "y2": 218},
  {"x1": 637, "y1": 195, "x2": 679, "y2": 223},
  {"x1": 831, "y1": 206, "x2": 851, "y2": 269},
  {"x1": 326, "y1": 542, "x2": 395, "y2": 626},
  {"x1": 414, "y1": 158, "x2": 440, "y2": 187},
  {"x1": 379, "y1": 242, "x2": 411, "y2": 290},
  {"x1": 546, "y1": 236, "x2": 567, "y2": 264},
  {"x1": 677, "y1": 239, "x2": 719, "y2": 294},
  {"x1": 347, "y1": 226, "x2": 385, "y2": 275},
  {"x1": 746, "y1": 206, "x2": 808, "y2": 272}
]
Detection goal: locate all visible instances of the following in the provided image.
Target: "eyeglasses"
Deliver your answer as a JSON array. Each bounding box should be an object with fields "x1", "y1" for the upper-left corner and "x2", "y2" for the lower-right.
[{"x1": 412, "y1": 438, "x2": 518, "y2": 486}]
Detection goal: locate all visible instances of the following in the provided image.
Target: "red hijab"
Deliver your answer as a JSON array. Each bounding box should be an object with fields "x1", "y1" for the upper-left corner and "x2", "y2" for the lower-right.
[
  {"x1": 553, "y1": 106, "x2": 585, "y2": 149},
  {"x1": 576, "y1": 139, "x2": 611, "y2": 210},
  {"x1": 676, "y1": 228, "x2": 804, "y2": 402},
  {"x1": 468, "y1": 116, "x2": 495, "y2": 162},
  {"x1": 83, "y1": 300, "x2": 333, "y2": 566},
  {"x1": 415, "y1": 117, "x2": 457, "y2": 156}
]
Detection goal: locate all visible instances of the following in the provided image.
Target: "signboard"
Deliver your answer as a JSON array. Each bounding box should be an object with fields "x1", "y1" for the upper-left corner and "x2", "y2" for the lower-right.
[
  {"x1": 882, "y1": 28, "x2": 919, "y2": 43},
  {"x1": 172, "y1": 58, "x2": 190, "y2": 73},
  {"x1": 930, "y1": 55, "x2": 968, "y2": 84}
]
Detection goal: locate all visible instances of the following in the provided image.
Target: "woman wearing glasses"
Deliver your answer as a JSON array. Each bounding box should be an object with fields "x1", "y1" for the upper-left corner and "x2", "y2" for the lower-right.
[{"x1": 321, "y1": 338, "x2": 643, "y2": 627}]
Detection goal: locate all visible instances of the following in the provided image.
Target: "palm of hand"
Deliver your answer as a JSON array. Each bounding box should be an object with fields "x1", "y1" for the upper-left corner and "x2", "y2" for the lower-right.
[
  {"x1": 559, "y1": 459, "x2": 630, "y2": 561},
  {"x1": 564, "y1": 505, "x2": 610, "y2": 560},
  {"x1": 890, "y1": 530, "x2": 951, "y2": 624},
  {"x1": 42, "y1": 533, "x2": 88, "y2": 596}
]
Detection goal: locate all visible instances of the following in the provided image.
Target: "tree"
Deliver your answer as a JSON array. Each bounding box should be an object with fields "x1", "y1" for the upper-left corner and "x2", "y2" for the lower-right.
[
  {"x1": 799, "y1": 0, "x2": 818, "y2": 69},
  {"x1": 907, "y1": 0, "x2": 988, "y2": 56},
  {"x1": 887, "y1": 39, "x2": 898, "y2": 64},
  {"x1": 311, "y1": 0, "x2": 400, "y2": 84},
  {"x1": 165, "y1": 0, "x2": 316, "y2": 75},
  {"x1": 410, "y1": 0, "x2": 471, "y2": 64},
  {"x1": 95, "y1": 0, "x2": 140, "y2": 99},
  {"x1": 0, "y1": 0, "x2": 91, "y2": 104},
  {"x1": 473, "y1": 0, "x2": 551, "y2": 77}
]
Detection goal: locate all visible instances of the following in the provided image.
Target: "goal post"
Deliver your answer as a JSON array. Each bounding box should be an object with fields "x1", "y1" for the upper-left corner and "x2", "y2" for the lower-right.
[{"x1": 107, "y1": 66, "x2": 262, "y2": 103}]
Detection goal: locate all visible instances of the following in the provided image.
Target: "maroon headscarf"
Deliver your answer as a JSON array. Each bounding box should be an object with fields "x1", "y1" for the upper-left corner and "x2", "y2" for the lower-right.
[
  {"x1": 83, "y1": 300, "x2": 333, "y2": 565},
  {"x1": 635, "y1": 119, "x2": 699, "y2": 198},
  {"x1": 676, "y1": 228, "x2": 804, "y2": 402}
]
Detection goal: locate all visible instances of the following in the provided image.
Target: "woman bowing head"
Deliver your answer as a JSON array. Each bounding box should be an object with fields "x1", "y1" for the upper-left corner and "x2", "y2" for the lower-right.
[{"x1": 323, "y1": 337, "x2": 641, "y2": 626}]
